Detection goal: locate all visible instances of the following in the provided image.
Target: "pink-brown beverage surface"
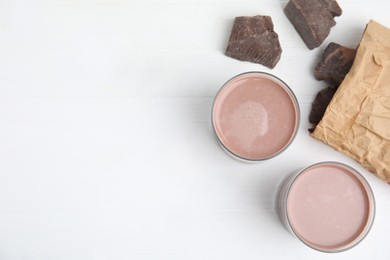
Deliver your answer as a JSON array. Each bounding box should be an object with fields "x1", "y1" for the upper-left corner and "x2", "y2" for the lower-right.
[
  {"x1": 213, "y1": 72, "x2": 299, "y2": 160},
  {"x1": 287, "y1": 164, "x2": 373, "y2": 251}
]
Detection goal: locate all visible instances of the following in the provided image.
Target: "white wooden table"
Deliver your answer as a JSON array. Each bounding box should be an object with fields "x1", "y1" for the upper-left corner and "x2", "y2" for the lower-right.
[{"x1": 0, "y1": 0, "x2": 389, "y2": 259}]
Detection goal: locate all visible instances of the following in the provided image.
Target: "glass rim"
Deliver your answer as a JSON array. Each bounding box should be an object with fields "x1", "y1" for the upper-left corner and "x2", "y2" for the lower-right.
[
  {"x1": 211, "y1": 71, "x2": 300, "y2": 162},
  {"x1": 284, "y1": 161, "x2": 376, "y2": 253}
]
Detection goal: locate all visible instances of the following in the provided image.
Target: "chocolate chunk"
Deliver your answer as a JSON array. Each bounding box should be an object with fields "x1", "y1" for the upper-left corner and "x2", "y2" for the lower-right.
[
  {"x1": 321, "y1": 0, "x2": 342, "y2": 16},
  {"x1": 284, "y1": 0, "x2": 342, "y2": 50},
  {"x1": 309, "y1": 87, "x2": 336, "y2": 128},
  {"x1": 225, "y1": 16, "x2": 282, "y2": 69},
  {"x1": 314, "y1": 42, "x2": 357, "y2": 87}
]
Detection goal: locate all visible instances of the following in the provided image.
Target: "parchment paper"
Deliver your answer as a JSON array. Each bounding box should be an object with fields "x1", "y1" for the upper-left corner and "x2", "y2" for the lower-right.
[{"x1": 312, "y1": 20, "x2": 390, "y2": 184}]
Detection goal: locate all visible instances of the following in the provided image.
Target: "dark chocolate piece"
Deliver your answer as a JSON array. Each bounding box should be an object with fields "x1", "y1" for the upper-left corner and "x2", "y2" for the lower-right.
[
  {"x1": 225, "y1": 15, "x2": 282, "y2": 69},
  {"x1": 309, "y1": 87, "x2": 336, "y2": 129},
  {"x1": 284, "y1": 0, "x2": 342, "y2": 50},
  {"x1": 314, "y1": 42, "x2": 356, "y2": 87}
]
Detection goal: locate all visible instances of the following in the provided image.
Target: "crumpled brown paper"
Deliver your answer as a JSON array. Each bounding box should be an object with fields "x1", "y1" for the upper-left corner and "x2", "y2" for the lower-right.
[{"x1": 312, "y1": 20, "x2": 390, "y2": 184}]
